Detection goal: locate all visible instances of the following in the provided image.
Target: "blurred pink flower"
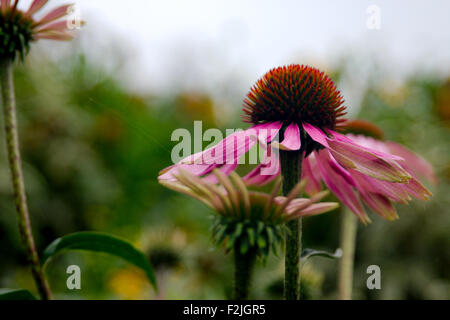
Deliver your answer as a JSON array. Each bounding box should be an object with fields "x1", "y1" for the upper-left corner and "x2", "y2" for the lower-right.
[{"x1": 0, "y1": 0, "x2": 82, "y2": 60}]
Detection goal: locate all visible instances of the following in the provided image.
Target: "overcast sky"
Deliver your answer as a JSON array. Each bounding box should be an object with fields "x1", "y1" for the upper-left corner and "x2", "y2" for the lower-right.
[{"x1": 27, "y1": 0, "x2": 450, "y2": 108}]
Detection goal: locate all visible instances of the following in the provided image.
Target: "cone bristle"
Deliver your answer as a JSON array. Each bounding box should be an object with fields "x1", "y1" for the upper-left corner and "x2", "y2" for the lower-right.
[{"x1": 243, "y1": 64, "x2": 346, "y2": 130}]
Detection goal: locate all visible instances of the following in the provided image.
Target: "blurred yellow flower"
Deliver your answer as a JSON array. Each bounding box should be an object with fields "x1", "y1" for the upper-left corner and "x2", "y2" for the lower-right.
[{"x1": 108, "y1": 268, "x2": 149, "y2": 300}]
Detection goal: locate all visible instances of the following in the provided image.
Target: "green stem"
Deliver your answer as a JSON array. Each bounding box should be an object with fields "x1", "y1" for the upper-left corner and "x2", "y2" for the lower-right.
[
  {"x1": 0, "y1": 59, "x2": 52, "y2": 300},
  {"x1": 338, "y1": 207, "x2": 357, "y2": 300},
  {"x1": 280, "y1": 149, "x2": 302, "y2": 300},
  {"x1": 233, "y1": 248, "x2": 256, "y2": 300}
]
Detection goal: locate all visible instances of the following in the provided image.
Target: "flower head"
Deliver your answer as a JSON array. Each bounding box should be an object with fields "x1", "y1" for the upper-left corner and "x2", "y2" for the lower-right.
[
  {"x1": 243, "y1": 65, "x2": 346, "y2": 129},
  {"x1": 0, "y1": 0, "x2": 80, "y2": 61},
  {"x1": 160, "y1": 169, "x2": 338, "y2": 258},
  {"x1": 243, "y1": 65, "x2": 346, "y2": 155}
]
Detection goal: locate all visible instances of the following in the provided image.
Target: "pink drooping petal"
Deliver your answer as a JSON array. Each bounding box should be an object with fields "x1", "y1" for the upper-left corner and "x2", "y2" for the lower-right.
[
  {"x1": 326, "y1": 138, "x2": 411, "y2": 183},
  {"x1": 34, "y1": 4, "x2": 72, "y2": 26},
  {"x1": 327, "y1": 151, "x2": 357, "y2": 187},
  {"x1": 276, "y1": 123, "x2": 301, "y2": 150},
  {"x1": 304, "y1": 123, "x2": 409, "y2": 182},
  {"x1": 315, "y1": 150, "x2": 369, "y2": 223},
  {"x1": 187, "y1": 122, "x2": 282, "y2": 166},
  {"x1": 302, "y1": 123, "x2": 329, "y2": 147},
  {"x1": 302, "y1": 155, "x2": 323, "y2": 195},
  {"x1": 401, "y1": 177, "x2": 433, "y2": 201},
  {"x1": 242, "y1": 155, "x2": 280, "y2": 186},
  {"x1": 359, "y1": 192, "x2": 398, "y2": 221},
  {"x1": 205, "y1": 130, "x2": 257, "y2": 165},
  {"x1": 26, "y1": 0, "x2": 48, "y2": 16},
  {"x1": 36, "y1": 20, "x2": 68, "y2": 33},
  {"x1": 328, "y1": 130, "x2": 404, "y2": 161},
  {"x1": 385, "y1": 141, "x2": 437, "y2": 184},
  {"x1": 349, "y1": 169, "x2": 411, "y2": 203},
  {"x1": 34, "y1": 30, "x2": 73, "y2": 41}
]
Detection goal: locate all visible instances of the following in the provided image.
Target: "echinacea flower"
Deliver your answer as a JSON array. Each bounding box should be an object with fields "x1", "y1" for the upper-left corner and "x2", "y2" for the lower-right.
[
  {"x1": 0, "y1": 0, "x2": 80, "y2": 61},
  {"x1": 159, "y1": 65, "x2": 411, "y2": 198},
  {"x1": 160, "y1": 168, "x2": 338, "y2": 258}
]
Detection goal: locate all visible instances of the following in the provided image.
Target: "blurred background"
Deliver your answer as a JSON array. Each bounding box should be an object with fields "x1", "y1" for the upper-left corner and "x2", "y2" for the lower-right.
[{"x1": 0, "y1": 0, "x2": 449, "y2": 299}]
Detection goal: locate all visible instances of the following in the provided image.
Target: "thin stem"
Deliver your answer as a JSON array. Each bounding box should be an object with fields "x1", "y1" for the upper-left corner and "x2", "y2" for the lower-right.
[
  {"x1": 280, "y1": 149, "x2": 302, "y2": 300},
  {"x1": 338, "y1": 207, "x2": 358, "y2": 300},
  {"x1": 233, "y1": 248, "x2": 256, "y2": 300},
  {"x1": 0, "y1": 59, "x2": 52, "y2": 300}
]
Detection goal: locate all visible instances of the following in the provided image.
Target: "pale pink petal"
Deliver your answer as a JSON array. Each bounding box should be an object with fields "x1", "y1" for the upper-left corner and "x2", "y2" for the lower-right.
[
  {"x1": 242, "y1": 157, "x2": 280, "y2": 186},
  {"x1": 328, "y1": 130, "x2": 404, "y2": 161},
  {"x1": 201, "y1": 164, "x2": 238, "y2": 184},
  {"x1": 327, "y1": 151, "x2": 357, "y2": 186},
  {"x1": 385, "y1": 141, "x2": 437, "y2": 184},
  {"x1": 26, "y1": 0, "x2": 48, "y2": 15},
  {"x1": 290, "y1": 202, "x2": 339, "y2": 218},
  {"x1": 36, "y1": 20, "x2": 68, "y2": 33},
  {"x1": 284, "y1": 198, "x2": 312, "y2": 214},
  {"x1": 190, "y1": 122, "x2": 282, "y2": 166},
  {"x1": 202, "y1": 130, "x2": 257, "y2": 165},
  {"x1": 327, "y1": 138, "x2": 411, "y2": 183},
  {"x1": 158, "y1": 163, "x2": 216, "y2": 181},
  {"x1": 305, "y1": 125, "x2": 408, "y2": 181},
  {"x1": 359, "y1": 192, "x2": 398, "y2": 221},
  {"x1": 402, "y1": 177, "x2": 432, "y2": 201},
  {"x1": 34, "y1": 4, "x2": 72, "y2": 26},
  {"x1": 34, "y1": 30, "x2": 73, "y2": 41},
  {"x1": 349, "y1": 169, "x2": 411, "y2": 203},
  {"x1": 302, "y1": 155, "x2": 323, "y2": 195},
  {"x1": 316, "y1": 150, "x2": 370, "y2": 223}
]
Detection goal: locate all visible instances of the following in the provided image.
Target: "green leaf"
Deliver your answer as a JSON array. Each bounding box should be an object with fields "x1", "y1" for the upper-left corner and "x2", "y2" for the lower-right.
[
  {"x1": 301, "y1": 248, "x2": 342, "y2": 264},
  {"x1": 247, "y1": 228, "x2": 255, "y2": 246},
  {"x1": 42, "y1": 232, "x2": 157, "y2": 290},
  {"x1": 240, "y1": 237, "x2": 249, "y2": 255},
  {"x1": 0, "y1": 289, "x2": 37, "y2": 300},
  {"x1": 257, "y1": 234, "x2": 267, "y2": 249}
]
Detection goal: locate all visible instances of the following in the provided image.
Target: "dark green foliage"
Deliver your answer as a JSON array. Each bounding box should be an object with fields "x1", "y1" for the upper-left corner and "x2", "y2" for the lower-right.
[
  {"x1": 42, "y1": 232, "x2": 157, "y2": 289},
  {"x1": 0, "y1": 288, "x2": 37, "y2": 300}
]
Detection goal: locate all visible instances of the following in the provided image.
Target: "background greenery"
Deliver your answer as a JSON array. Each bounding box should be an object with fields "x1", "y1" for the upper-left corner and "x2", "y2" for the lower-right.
[{"x1": 0, "y1": 48, "x2": 448, "y2": 299}]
